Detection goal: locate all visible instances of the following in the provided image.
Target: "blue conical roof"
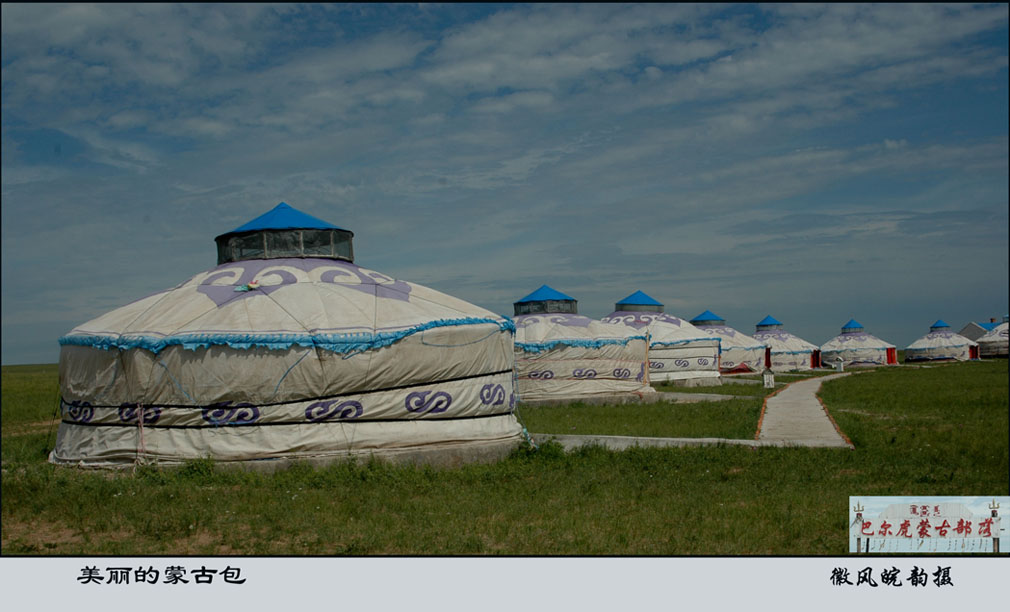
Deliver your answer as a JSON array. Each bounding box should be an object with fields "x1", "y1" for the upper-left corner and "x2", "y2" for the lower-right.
[
  {"x1": 757, "y1": 315, "x2": 782, "y2": 326},
  {"x1": 691, "y1": 310, "x2": 724, "y2": 323},
  {"x1": 930, "y1": 319, "x2": 949, "y2": 329},
  {"x1": 515, "y1": 285, "x2": 576, "y2": 303},
  {"x1": 841, "y1": 319, "x2": 863, "y2": 331},
  {"x1": 616, "y1": 290, "x2": 663, "y2": 307},
  {"x1": 221, "y1": 202, "x2": 346, "y2": 236}
]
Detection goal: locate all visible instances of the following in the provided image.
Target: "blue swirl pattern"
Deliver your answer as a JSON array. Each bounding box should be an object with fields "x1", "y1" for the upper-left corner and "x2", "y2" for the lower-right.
[
  {"x1": 405, "y1": 390, "x2": 452, "y2": 414},
  {"x1": 118, "y1": 404, "x2": 162, "y2": 425},
  {"x1": 202, "y1": 401, "x2": 260, "y2": 426},
  {"x1": 305, "y1": 399, "x2": 363, "y2": 422},
  {"x1": 479, "y1": 384, "x2": 506, "y2": 406},
  {"x1": 63, "y1": 400, "x2": 94, "y2": 423}
]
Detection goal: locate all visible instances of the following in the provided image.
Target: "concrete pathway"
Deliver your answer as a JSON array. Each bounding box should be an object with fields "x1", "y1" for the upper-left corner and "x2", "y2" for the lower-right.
[
  {"x1": 531, "y1": 372, "x2": 854, "y2": 452},
  {"x1": 756, "y1": 373, "x2": 852, "y2": 448}
]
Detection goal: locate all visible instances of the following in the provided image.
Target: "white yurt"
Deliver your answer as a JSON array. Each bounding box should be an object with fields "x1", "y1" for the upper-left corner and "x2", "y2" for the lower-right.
[
  {"x1": 53, "y1": 203, "x2": 522, "y2": 467},
  {"x1": 688, "y1": 310, "x2": 766, "y2": 373},
  {"x1": 821, "y1": 319, "x2": 897, "y2": 367},
  {"x1": 905, "y1": 320, "x2": 978, "y2": 362},
  {"x1": 513, "y1": 285, "x2": 653, "y2": 402},
  {"x1": 977, "y1": 321, "x2": 1008, "y2": 358},
  {"x1": 751, "y1": 315, "x2": 821, "y2": 371},
  {"x1": 601, "y1": 290, "x2": 721, "y2": 385}
]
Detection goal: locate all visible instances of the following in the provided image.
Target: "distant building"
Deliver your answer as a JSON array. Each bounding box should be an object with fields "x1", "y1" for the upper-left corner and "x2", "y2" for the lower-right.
[
  {"x1": 821, "y1": 319, "x2": 898, "y2": 367},
  {"x1": 905, "y1": 320, "x2": 978, "y2": 362},
  {"x1": 751, "y1": 315, "x2": 821, "y2": 371},
  {"x1": 689, "y1": 310, "x2": 766, "y2": 373},
  {"x1": 977, "y1": 322, "x2": 1009, "y2": 358},
  {"x1": 959, "y1": 319, "x2": 1001, "y2": 342},
  {"x1": 512, "y1": 285, "x2": 653, "y2": 401},
  {"x1": 602, "y1": 290, "x2": 721, "y2": 385}
]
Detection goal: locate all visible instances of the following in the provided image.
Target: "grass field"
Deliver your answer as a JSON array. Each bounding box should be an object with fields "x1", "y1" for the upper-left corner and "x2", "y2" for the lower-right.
[
  {"x1": 2, "y1": 360, "x2": 1007, "y2": 555},
  {"x1": 520, "y1": 397, "x2": 762, "y2": 439}
]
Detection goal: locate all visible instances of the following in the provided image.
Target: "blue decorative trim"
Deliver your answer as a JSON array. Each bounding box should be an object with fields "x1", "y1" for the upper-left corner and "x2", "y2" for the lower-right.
[
  {"x1": 60, "y1": 317, "x2": 515, "y2": 356},
  {"x1": 515, "y1": 335, "x2": 647, "y2": 354}
]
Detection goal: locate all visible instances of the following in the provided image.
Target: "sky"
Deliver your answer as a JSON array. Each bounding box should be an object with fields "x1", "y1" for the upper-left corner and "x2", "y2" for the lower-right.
[{"x1": 2, "y1": 3, "x2": 1008, "y2": 365}]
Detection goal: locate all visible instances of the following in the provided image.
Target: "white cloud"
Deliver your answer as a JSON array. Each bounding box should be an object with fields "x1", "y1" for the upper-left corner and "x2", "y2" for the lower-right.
[{"x1": 1, "y1": 4, "x2": 1007, "y2": 363}]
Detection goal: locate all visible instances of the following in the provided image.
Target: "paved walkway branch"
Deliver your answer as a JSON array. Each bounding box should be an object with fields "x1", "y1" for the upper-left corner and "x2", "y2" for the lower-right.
[
  {"x1": 532, "y1": 373, "x2": 855, "y2": 452},
  {"x1": 756, "y1": 373, "x2": 853, "y2": 448}
]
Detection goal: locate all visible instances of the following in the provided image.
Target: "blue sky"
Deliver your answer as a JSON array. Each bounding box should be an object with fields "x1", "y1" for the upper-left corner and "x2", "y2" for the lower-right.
[{"x1": 2, "y1": 3, "x2": 1008, "y2": 365}]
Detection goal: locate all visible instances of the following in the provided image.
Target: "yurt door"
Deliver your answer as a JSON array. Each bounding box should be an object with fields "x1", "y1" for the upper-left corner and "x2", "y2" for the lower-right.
[
  {"x1": 764, "y1": 347, "x2": 772, "y2": 369},
  {"x1": 886, "y1": 347, "x2": 897, "y2": 364},
  {"x1": 812, "y1": 350, "x2": 821, "y2": 369}
]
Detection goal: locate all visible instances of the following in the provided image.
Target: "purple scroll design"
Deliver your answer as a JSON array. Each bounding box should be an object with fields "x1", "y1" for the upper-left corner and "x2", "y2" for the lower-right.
[
  {"x1": 517, "y1": 316, "x2": 543, "y2": 328},
  {"x1": 674, "y1": 359, "x2": 690, "y2": 368},
  {"x1": 548, "y1": 314, "x2": 592, "y2": 328},
  {"x1": 320, "y1": 266, "x2": 411, "y2": 302},
  {"x1": 636, "y1": 362, "x2": 645, "y2": 382},
  {"x1": 63, "y1": 400, "x2": 94, "y2": 423},
  {"x1": 405, "y1": 390, "x2": 452, "y2": 414},
  {"x1": 196, "y1": 261, "x2": 300, "y2": 308},
  {"x1": 305, "y1": 399, "x2": 363, "y2": 422},
  {"x1": 118, "y1": 403, "x2": 162, "y2": 425},
  {"x1": 722, "y1": 360, "x2": 736, "y2": 368},
  {"x1": 698, "y1": 358, "x2": 709, "y2": 366},
  {"x1": 755, "y1": 330, "x2": 795, "y2": 342},
  {"x1": 612, "y1": 368, "x2": 632, "y2": 379},
  {"x1": 201, "y1": 401, "x2": 260, "y2": 426},
  {"x1": 573, "y1": 368, "x2": 597, "y2": 379},
  {"x1": 509, "y1": 391, "x2": 516, "y2": 409},
  {"x1": 649, "y1": 361, "x2": 664, "y2": 369},
  {"x1": 528, "y1": 370, "x2": 554, "y2": 380},
  {"x1": 603, "y1": 314, "x2": 649, "y2": 330},
  {"x1": 479, "y1": 384, "x2": 506, "y2": 406},
  {"x1": 653, "y1": 314, "x2": 685, "y2": 327}
]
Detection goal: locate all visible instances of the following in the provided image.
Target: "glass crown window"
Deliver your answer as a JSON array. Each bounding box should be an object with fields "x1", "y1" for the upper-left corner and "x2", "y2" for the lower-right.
[
  {"x1": 216, "y1": 229, "x2": 353, "y2": 264},
  {"x1": 514, "y1": 300, "x2": 578, "y2": 316},
  {"x1": 616, "y1": 303, "x2": 663, "y2": 313}
]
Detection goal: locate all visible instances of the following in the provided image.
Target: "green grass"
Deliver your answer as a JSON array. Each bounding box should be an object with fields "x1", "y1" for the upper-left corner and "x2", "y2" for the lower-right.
[
  {"x1": 520, "y1": 398, "x2": 762, "y2": 439},
  {"x1": 654, "y1": 381, "x2": 774, "y2": 396},
  {"x1": 0, "y1": 364, "x2": 59, "y2": 429},
  {"x1": 2, "y1": 360, "x2": 1006, "y2": 555}
]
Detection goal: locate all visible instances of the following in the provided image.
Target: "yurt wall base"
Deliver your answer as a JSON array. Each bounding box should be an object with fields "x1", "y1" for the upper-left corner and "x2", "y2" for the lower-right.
[
  {"x1": 769, "y1": 353, "x2": 815, "y2": 372},
  {"x1": 821, "y1": 349, "x2": 890, "y2": 366},
  {"x1": 515, "y1": 377, "x2": 656, "y2": 403},
  {"x1": 717, "y1": 347, "x2": 765, "y2": 373},
  {"x1": 651, "y1": 370, "x2": 723, "y2": 387},
  {"x1": 50, "y1": 413, "x2": 523, "y2": 469},
  {"x1": 905, "y1": 346, "x2": 973, "y2": 362}
]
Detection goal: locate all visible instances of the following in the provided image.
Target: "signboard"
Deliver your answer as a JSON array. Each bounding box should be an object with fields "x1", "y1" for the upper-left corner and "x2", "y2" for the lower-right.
[{"x1": 849, "y1": 497, "x2": 1006, "y2": 554}]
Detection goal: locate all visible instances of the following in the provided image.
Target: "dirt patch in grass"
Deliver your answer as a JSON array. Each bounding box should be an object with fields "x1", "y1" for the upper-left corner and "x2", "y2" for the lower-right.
[
  {"x1": 1, "y1": 519, "x2": 84, "y2": 553},
  {"x1": 2, "y1": 420, "x2": 58, "y2": 437},
  {"x1": 2, "y1": 517, "x2": 145, "y2": 555}
]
